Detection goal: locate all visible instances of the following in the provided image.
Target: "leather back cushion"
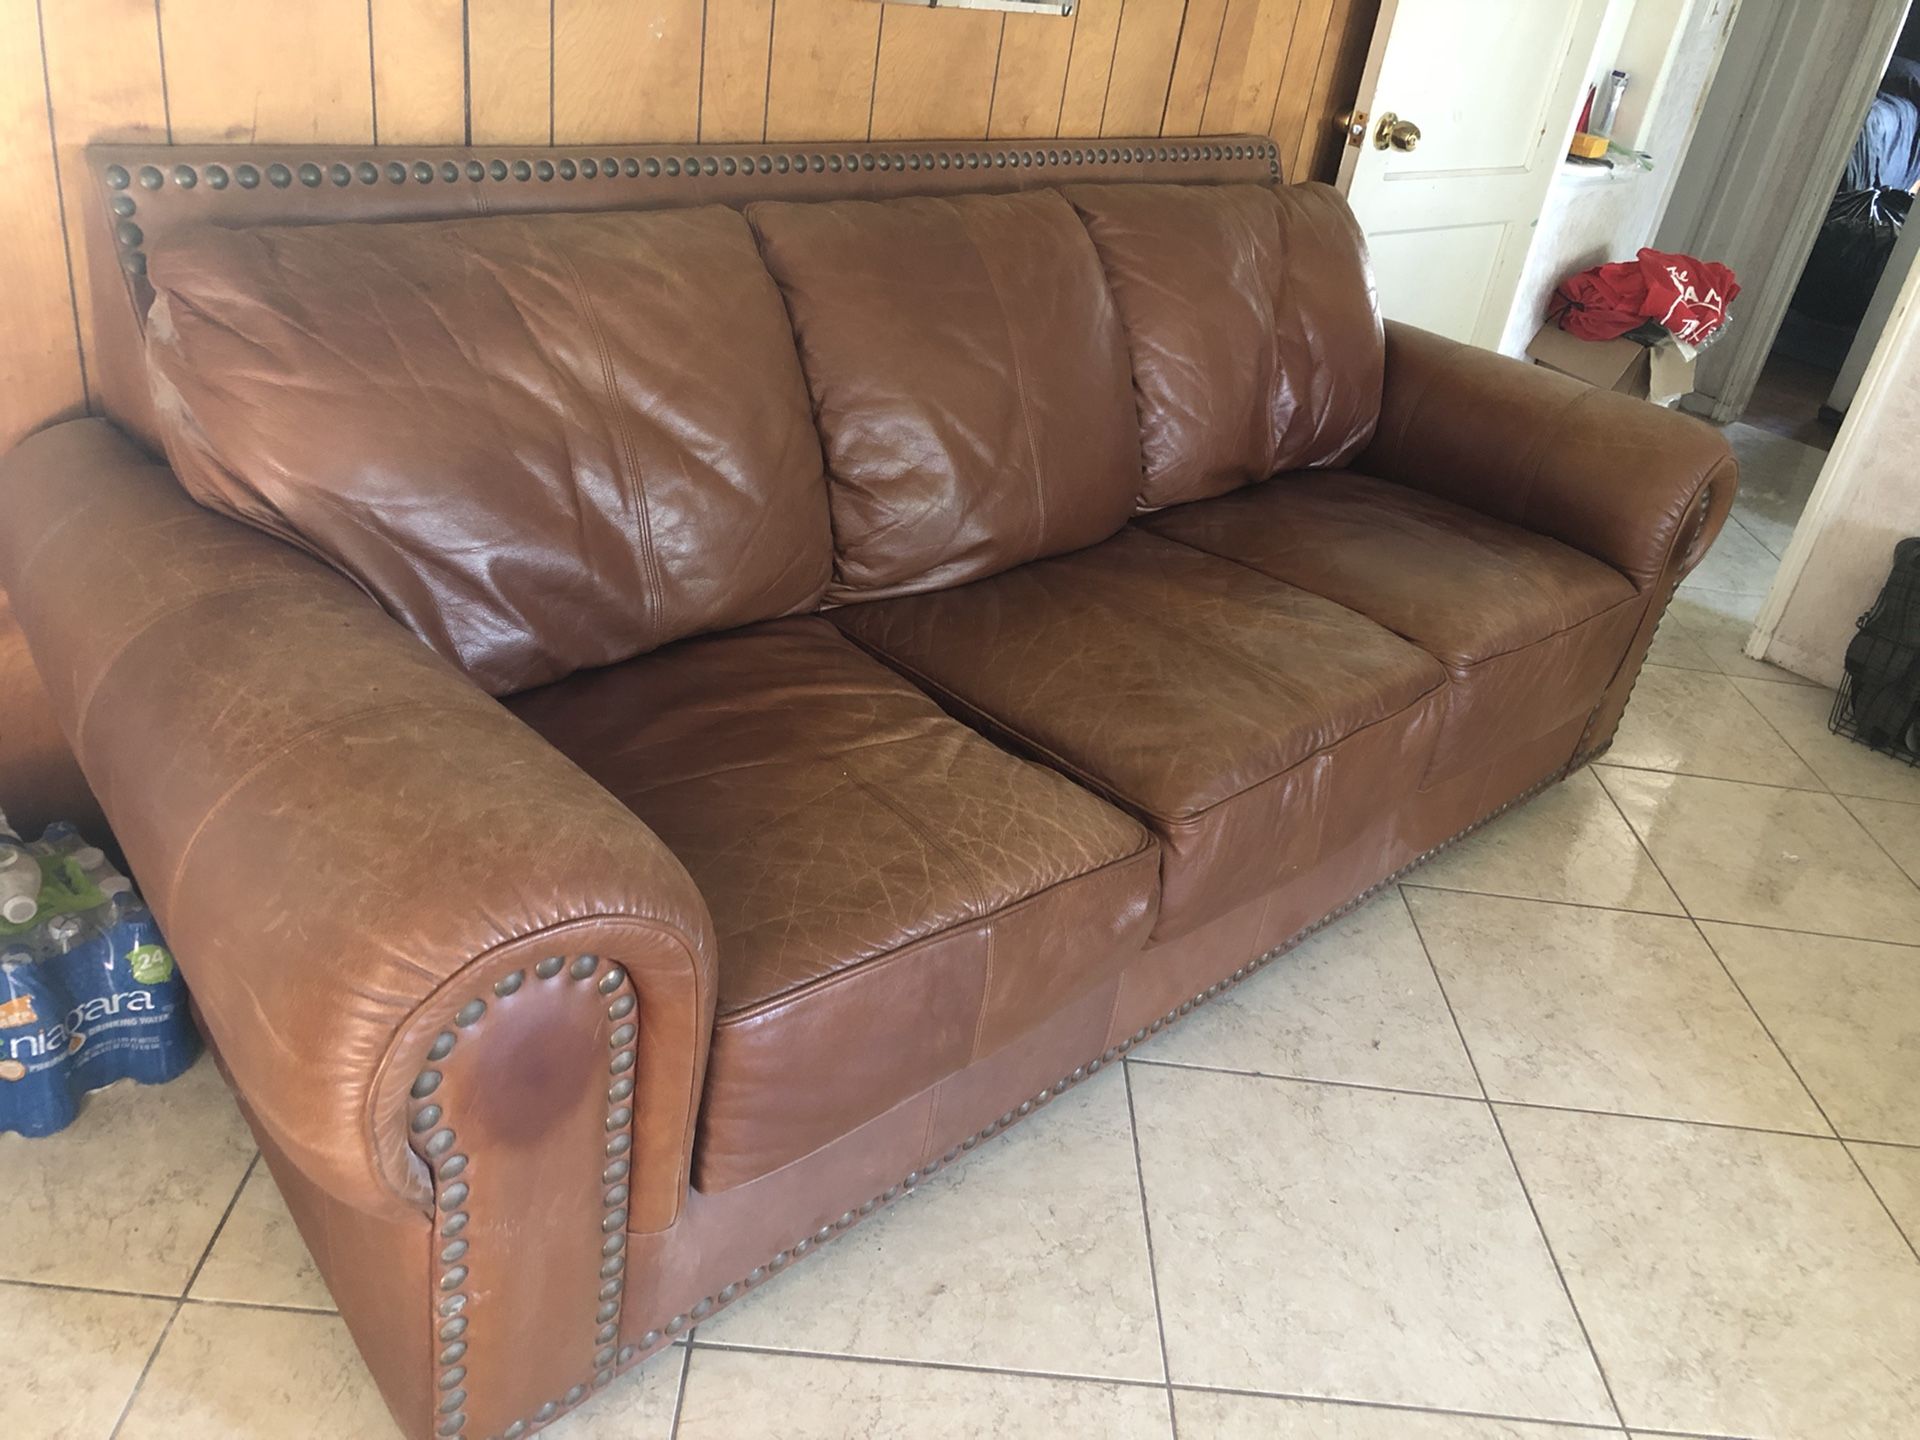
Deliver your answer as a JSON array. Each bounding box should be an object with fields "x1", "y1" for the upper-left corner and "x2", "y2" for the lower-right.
[
  {"x1": 1065, "y1": 182, "x2": 1383, "y2": 510},
  {"x1": 747, "y1": 190, "x2": 1142, "y2": 602},
  {"x1": 145, "y1": 207, "x2": 831, "y2": 695}
]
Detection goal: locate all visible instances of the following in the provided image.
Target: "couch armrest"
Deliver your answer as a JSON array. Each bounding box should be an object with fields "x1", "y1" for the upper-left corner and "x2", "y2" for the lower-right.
[
  {"x1": 1357, "y1": 321, "x2": 1739, "y2": 590},
  {"x1": 0, "y1": 419, "x2": 718, "y2": 1437}
]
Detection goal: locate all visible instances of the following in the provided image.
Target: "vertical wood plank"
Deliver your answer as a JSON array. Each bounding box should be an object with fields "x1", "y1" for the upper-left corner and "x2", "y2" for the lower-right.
[
  {"x1": 370, "y1": 0, "x2": 467, "y2": 143},
  {"x1": 159, "y1": 0, "x2": 374, "y2": 142},
  {"x1": 555, "y1": 0, "x2": 703, "y2": 142},
  {"x1": 702, "y1": 0, "x2": 775, "y2": 141},
  {"x1": 1198, "y1": 0, "x2": 1254, "y2": 132},
  {"x1": 1100, "y1": 0, "x2": 1185, "y2": 136},
  {"x1": 870, "y1": 7, "x2": 1001, "y2": 141},
  {"x1": 1296, "y1": 0, "x2": 1375, "y2": 182},
  {"x1": 38, "y1": 0, "x2": 166, "y2": 413},
  {"x1": 1161, "y1": 0, "x2": 1228, "y2": 134},
  {"x1": 1219, "y1": 0, "x2": 1303, "y2": 134},
  {"x1": 0, "y1": 0, "x2": 85, "y2": 452},
  {"x1": 764, "y1": 0, "x2": 882, "y2": 141},
  {"x1": 1266, "y1": 0, "x2": 1333, "y2": 157},
  {"x1": 988, "y1": 11, "x2": 1075, "y2": 138},
  {"x1": 469, "y1": 0, "x2": 551, "y2": 143},
  {"x1": 1056, "y1": 0, "x2": 1123, "y2": 136}
]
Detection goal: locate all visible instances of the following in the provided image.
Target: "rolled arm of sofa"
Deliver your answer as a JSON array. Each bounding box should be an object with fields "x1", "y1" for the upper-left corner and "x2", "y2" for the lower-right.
[
  {"x1": 0, "y1": 419, "x2": 718, "y2": 1436},
  {"x1": 1357, "y1": 320, "x2": 1738, "y2": 590}
]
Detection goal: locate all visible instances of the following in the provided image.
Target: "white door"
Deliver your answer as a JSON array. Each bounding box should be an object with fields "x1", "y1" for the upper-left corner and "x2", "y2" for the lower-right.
[{"x1": 1338, "y1": 0, "x2": 1613, "y2": 349}]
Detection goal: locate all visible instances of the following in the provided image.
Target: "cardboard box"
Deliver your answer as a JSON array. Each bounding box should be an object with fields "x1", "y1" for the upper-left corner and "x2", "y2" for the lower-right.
[{"x1": 1526, "y1": 324, "x2": 1696, "y2": 407}]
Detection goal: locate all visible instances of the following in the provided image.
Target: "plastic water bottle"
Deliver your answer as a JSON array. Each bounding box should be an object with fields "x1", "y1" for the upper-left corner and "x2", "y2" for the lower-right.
[{"x1": 0, "y1": 808, "x2": 39, "y2": 926}]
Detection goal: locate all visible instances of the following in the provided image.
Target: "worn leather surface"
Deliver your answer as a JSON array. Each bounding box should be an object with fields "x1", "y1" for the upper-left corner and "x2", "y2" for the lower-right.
[
  {"x1": 1067, "y1": 181, "x2": 1383, "y2": 509},
  {"x1": 9, "y1": 142, "x2": 1746, "y2": 1440},
  {"x1": 1145, "y1": 473, "x2": 1645, "y2": 783},
  {"x1": 748, "y1": 190, "x2": 1141, "y2": 601},
  {"x1": 0, "y1": 419, "x2": 718, "y2": 1227},
  {"x1": 835, "y1": 529, "x2": 1446, "y2": 938},
  {"x1": 511, "y1": 616, "x2": 1158, "y2": 1188},
  {"x1": 145, "y1": 207, "x2": 831, "y2": 696},
  {"x1": 1361, "y1": 321, "x2": 1736, "y2": 591}
]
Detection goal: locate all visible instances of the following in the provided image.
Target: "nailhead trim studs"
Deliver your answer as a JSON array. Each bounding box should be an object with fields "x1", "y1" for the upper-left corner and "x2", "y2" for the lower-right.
[
  {"x1": 411, "y1": 953, "x2": 636, "y2": 1440},
  {"x1": 99, "y1": 139, "x2": 1277, "y2": 282}
]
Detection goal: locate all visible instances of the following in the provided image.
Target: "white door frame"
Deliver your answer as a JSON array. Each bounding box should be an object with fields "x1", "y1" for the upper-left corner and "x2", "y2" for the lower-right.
[
  {"x1": 1659, "y1": 0, "x2": 1909, "y2": 422},
  {"x1": 1746, "y1": 228, "x2": 1920, "y2": 667}
]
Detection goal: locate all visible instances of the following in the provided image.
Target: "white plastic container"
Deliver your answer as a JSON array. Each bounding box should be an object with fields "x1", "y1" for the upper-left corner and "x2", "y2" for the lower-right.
[{"x1": 0, "y1": 809, "x2": 40, "y2": 926}]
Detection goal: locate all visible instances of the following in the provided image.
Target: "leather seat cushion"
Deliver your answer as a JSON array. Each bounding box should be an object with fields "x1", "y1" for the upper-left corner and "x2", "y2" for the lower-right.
[
  {"x1": 747, "y1": 190, "x2": 1142, "y2": 602},
  {"x1": 833, "y1": 529, "x2": 1447, "y2": 940},
  {"x1": 508, "y1": 617, "x2": 1158, "y2": 1191},
  {"x1": 1064, "y1": 181, "x2": 1383, "y2": 509},
  {"x1": 1142, "y1": 473, "x2": 1645, "y2": 783}
]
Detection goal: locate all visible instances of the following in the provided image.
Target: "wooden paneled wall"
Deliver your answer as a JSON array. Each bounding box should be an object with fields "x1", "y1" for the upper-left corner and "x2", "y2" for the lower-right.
[{"x1": 0, "y1": 0, "x2": 1374, "y2": 834}]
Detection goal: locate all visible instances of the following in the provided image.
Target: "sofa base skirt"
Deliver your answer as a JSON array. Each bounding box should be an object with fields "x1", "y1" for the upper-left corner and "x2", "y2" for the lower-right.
[{"x1": 606, "y1": 712, "x2": 1596, "y2": 1383}]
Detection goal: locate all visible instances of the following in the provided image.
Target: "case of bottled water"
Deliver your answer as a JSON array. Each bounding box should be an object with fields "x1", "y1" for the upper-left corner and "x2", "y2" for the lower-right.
[{"x1": 0, "y1": 814, "x2": 199, "y2": 1137}]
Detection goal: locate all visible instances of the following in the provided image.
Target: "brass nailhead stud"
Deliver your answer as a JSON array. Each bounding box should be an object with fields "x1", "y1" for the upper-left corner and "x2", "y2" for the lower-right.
[
  {"x1": 429, "y1": 1031, "x2": 457, "y2": 1061},
  {"x1": 410, "y1": 1105, "x2": 442, "y2": 1132},
  {"x1": 536, "y1": 956, "x2": 564, "y2": 979},
  {"x1": 608, "y1": 995, "x2": 635, "y2": 1020},
  {"x1": 442, "y1": 1181, "x2": 469, "y2": 1207},
  {"x1": 106, "y1": 164, "x2": 130, "y2": 189},
  {"x1": 494, "y1": 970, "x2": 523, "y2": 997},
  {"x1": 138, "y1": 165, "x2": 163, "y2": 189},
  {"x1": 597, "y1": 969, "x2": 622, "y2": 995},
  {"x1": 569, "y1": 955, "x2": 597, "y2": 980},
  {"x1": 454, "y1": 999, "x2": 485, "y2": 1027},
  {"x1": 439, "y1": 1154, "x2": 468, "y2": 1178}
]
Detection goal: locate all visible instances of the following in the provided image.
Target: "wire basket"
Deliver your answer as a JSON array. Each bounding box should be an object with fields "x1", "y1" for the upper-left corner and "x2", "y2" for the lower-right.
[{"x1": 1829, "y1": 536, "x2": 1920, "y2": 766}]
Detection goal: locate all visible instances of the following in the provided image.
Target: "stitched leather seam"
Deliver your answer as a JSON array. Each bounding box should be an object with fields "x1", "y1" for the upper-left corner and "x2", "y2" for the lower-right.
[
  {"x1": 70, "y1": 575, "x2": 332, "y2": 759},
  {"x1": 1141, "y1": 518, "x2": 1643, "y2": 669},
  {"x1": 960, "y1": 203, "x2": 1050, "y2": 562},
  {"x1": 709, "y1": 837, "x2": 1158, "y2": 1027},
  {"x1": 367, "y1": 912, "x2": 711, "y2": 1216},
  {"x1": 839, "y1": 626, "x2": 1446, "y2": 827},
  {"x1": 560, "y1": 252, "x2": 663, "y2": 637},
  {"x1": 621, "y1": 754, "x2": 1592, "y2": 1375},
  {"x1": 166, "y1": 697, "x2": 441, "y2": 918}
]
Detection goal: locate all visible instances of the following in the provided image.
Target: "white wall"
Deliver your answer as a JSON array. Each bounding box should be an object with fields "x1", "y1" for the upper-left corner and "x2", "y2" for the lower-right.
[
  {"x1": 1762, "y1": 262, "x2": 1920, "y2": 685},
  {"x1": 1498, "y1": 0, "x2": 1742, "y2": 357}
]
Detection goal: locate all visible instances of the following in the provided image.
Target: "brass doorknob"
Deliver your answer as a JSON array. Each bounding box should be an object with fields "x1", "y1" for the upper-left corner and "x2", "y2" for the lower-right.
[{"x1": 1373, "y1": 112, "x2": 1422, "y2": 152}]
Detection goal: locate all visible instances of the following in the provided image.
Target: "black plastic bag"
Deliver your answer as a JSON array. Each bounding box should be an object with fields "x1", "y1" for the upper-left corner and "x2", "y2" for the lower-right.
[{"x1": 1791, "y1": 187, "x2": 1912, "y2": 328}]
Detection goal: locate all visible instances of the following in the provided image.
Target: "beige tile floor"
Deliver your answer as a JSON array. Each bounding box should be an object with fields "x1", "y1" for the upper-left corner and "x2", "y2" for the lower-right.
[{"x1": 8, "y1": 426, "x2": 1920, "y2": 1440}]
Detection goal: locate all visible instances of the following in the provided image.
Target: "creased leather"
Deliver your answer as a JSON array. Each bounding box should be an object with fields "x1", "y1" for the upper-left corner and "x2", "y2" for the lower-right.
[
  {"x1": 144, "y1": 207, "x2": 832, "y2": 696},
  {"x1": 835, "y1": 529, "x2": 1447, "y2": 937},
  {"x1": 1359, "y1": 320, "x2": 1736, "y2": 591},
  {"x1": 748, "y1": 190, "x2": 1142, "y2": 601},
  {"x1": 1145, "y1": 473, "x2": 1646, "y2": 783},
  {"x1": 0, "y1": 419, "x2": 718, "y2": 1223},
  {"x1": 1066, "y1": 181, "x2": 1383, "y2": 509},
  {"x1": 511, "y1": 616, "x2": 1158, "y2": 1188}
]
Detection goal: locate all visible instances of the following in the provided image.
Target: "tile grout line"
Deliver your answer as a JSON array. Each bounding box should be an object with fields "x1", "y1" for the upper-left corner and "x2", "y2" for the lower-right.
[
  {"x1": 1593, "y1": 749, "x2": 1920, "y2": 1260},
  {"x1": 105, "y1": 1150, "x2": 259, "y2": 1440},
  {"x1": 1397, "y1": 885, "x2": 1634, "y2": 1434},
  {"x1": 666, "y1": 1334, "x2": 693, "y2": 1439},
  {"x1": 0, "y1": 1274, "x2": 337, "y2": 1315},
  {"x1": 1120, "y1": 1053, "x2": 1913, "y2": 1150},
  {"x1": 1120, "y1": 1058, "x2": 1181, "y2": 1439},
  {"x1": 1690, "y1": 924, "x2": 1920, "y2": 1268},
  {"x1": 1685, "y1": 676, "x2": 1920, "y2": 898},
  {"x1": 1839, "y1": 1138, "x2": 1920, "y2": 1265},
  {"x1": 688, "y1": 1336, "x2": 1701, "y2": 1434},
  {"x1": 1406, "y1": 871, "x2": 1920, "y2": 950}
]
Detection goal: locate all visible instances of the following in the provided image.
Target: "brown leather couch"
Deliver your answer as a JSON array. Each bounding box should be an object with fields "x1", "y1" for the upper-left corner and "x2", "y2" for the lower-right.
[{"x1": 0, "y1": 135, "x2": 1735, "y2": 1440}]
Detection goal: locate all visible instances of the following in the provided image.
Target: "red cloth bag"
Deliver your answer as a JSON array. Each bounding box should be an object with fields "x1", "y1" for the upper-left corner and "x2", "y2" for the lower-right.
[
  {"x1": 1552, "y1": 248, "x2": 1739, "y2": 343},
  {"x1": 1636, "y1": 248, "x2": 1738, "y2": 344},
  {"x1": 1551, "y1": 259, "x2": 1649, "y2": 340}
]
